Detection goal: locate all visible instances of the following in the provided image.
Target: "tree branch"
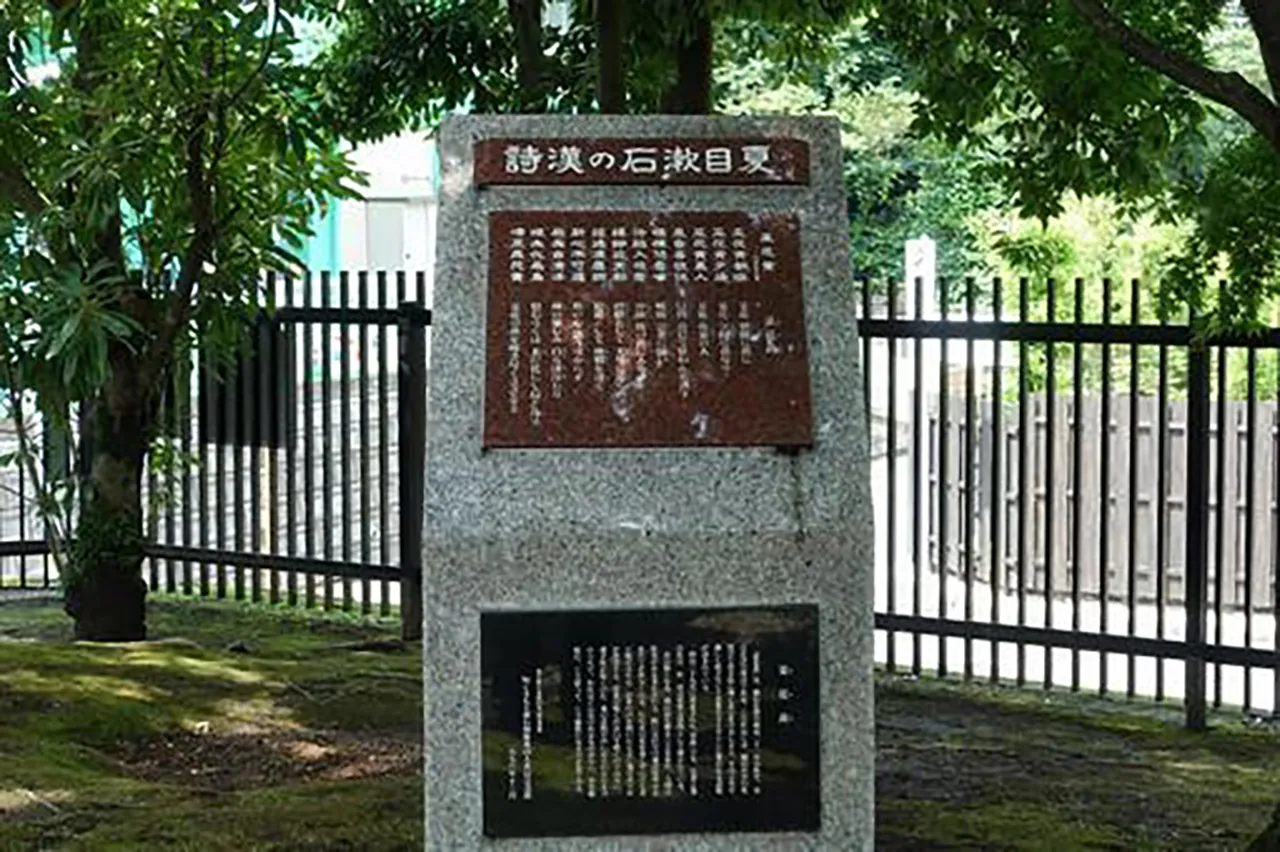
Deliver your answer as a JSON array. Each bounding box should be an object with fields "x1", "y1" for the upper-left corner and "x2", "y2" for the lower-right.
[
  {"x1": 0, "y1": 162, "x2": 48, "y2": 217},
  {"x1": 1243, "y1": 0, "x2": 1280, "y2": 100},
  {"x1": 144, "y1": 81, "x2": 215, "y2": 393},
  {"x1": 66, "y1": 0, "x2": 127, "y2": 274},
  {"x1": 1069, "y1": 0, "x2": 1280, "y2": 151},
  {"x1": 224, "y1": 1, "x2": 281, "y2": 118}
]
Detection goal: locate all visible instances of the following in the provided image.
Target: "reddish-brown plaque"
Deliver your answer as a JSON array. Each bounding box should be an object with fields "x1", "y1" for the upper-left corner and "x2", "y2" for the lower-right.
[
  {"x1": 483, "y1": 211, "x2": 813, "y2": 449},
  {"x1": 475, "y1": 138, "x2": 810, "y2": 186}
]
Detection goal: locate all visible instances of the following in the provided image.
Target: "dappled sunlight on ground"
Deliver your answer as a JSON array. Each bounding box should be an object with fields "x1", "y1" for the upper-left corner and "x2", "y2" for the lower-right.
[
  {"x1": 0, "y1": 787, "x2": 75, "y2": 816},
  {"x1": 114, "y1": 649, "x2": 268, "y2": 685},
  {"x1": 209, "y1": 695, "x2": 301, "y2": 733},
  {"x1": 1, "y1": 668, "x2": 166, "y2": 704}
]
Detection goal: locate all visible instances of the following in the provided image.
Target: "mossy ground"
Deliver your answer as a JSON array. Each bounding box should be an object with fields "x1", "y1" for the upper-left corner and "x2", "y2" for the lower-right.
[
  {"x1": 877, "y1": 673, "x2": 1280, "y2": 850},
  {"x1": 2, "y1": 598, "x2": 1279, "y2": 850},
  {"x1": 0, "y1": 596, "x2": 421, "y2": 851}
]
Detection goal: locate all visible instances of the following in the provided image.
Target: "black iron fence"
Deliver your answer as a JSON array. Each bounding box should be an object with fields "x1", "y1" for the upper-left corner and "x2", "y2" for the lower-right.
[
  {"x1": 861, "y1": 277, "x2": 1280, "y2": 727},
  {"x1": 7, "y1": 269, "x2": 1280, "y2": 726},
  {"x1": 0, "y1": 270, "x2": 429, "y2": 640}
]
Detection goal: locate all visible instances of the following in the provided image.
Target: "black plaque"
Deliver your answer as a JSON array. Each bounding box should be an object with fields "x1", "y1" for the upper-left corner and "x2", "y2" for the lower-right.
[{"x1": 480, "y1": 605, "x2": 820, "y2": 838}]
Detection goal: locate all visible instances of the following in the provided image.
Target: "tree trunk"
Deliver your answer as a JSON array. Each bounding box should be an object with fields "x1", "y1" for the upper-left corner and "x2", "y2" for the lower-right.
[
  {"x1": 596, "y1": 0, "x2": 627, "y2": 113},
  {"x1": 54, "y1": 0, "x2": 156, "y2": 642},
  {"x1": 63, "y1": 361, "x2": 152, "y2": 642},
  {"x1": 506, "y1": 0, "x2": 545, "y2": 110},
  {"x1": 662, "y1": 7, "x2": 714, "y2": 114},
  {"x1": 1242, "y1": 0, "x2": 1280, "y2": 100}
]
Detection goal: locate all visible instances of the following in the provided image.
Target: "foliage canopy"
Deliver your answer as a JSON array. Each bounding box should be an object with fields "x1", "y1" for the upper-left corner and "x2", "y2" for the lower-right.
[{"x1": 869, "y1": 0, "x2": 1280, "y2": 329}]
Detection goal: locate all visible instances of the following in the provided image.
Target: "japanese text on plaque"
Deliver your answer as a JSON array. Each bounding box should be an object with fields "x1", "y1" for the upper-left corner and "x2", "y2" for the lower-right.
[
  {"x1": 483, "y1": 211, "x2": 812, "y2": 449},
  {"x1": 474, "y1": 138, "x2": 811, "y2": 186}
]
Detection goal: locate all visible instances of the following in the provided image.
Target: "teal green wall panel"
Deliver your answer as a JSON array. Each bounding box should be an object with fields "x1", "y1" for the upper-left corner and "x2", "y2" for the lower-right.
[{"x1": 300, "y1": 196, "x2": 341, "y2": 273}]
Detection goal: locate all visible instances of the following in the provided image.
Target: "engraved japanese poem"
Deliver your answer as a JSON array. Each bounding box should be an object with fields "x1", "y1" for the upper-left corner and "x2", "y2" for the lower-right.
[{"x1": 483, "y1": 211, "x2": 813, "y2": 448}]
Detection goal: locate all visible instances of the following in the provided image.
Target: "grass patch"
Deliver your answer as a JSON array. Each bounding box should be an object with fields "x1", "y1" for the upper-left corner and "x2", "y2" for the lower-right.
[{"x1": 36, "y1": 778, "x2": 421, "y2": 852}]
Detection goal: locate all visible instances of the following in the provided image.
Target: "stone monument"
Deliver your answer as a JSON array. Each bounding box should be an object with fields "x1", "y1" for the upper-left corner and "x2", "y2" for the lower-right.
[{"x1": 423, "y1": 114, "x2": 873, "y2": 850}]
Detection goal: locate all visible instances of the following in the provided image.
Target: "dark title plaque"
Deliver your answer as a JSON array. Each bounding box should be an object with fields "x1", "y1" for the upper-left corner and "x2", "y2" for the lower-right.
[
  {"x1": 475, "y1": 138, "x2": 810, "y2": 186},
  {"x1": 483, "y1": 210, "x2": 813, "y2": 449},
  {"x1": 480, "y1": 605, "x2": 820, "y2": 838}
]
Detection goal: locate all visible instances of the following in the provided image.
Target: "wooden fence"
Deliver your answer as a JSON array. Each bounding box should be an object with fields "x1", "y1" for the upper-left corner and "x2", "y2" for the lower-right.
[{"x1": 926, "y1": 393, "x2": 1279, "y2": 611}]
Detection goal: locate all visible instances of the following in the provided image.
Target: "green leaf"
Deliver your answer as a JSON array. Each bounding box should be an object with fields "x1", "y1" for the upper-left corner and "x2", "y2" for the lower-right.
[
  {"x1": 243, "y1": 3, "x2": 269, "y2": 37},
  {"x1": 47, "y1": 316, "x2": 79, "y2": 359},
  {"x1": 289, "y1": 126, "x2": 307, "y2": 164},
  {"x1": 61, "y1": 349, "x2": 78, "y2": 388},
  {"x1": 99, "y1": 312, "x2": 138, "y2": 339}
]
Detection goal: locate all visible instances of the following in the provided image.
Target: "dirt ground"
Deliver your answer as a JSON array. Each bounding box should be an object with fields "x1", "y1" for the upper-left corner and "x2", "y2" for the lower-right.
[
  {"x1": 114, "y1": 727, "x2": 420, "y2": 790},
  {"x1": 4, "y1": 598, "x2": 1280, "y2": 850}
]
